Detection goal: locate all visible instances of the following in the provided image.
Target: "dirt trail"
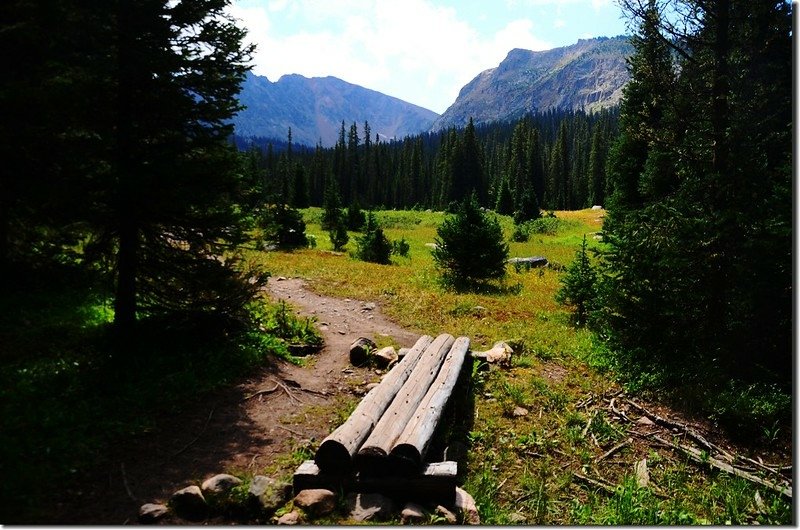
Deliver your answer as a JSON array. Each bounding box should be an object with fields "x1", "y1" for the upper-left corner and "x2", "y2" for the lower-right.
[{"x1": 52, "y1": 276, "x2": 421, "y2": 524}]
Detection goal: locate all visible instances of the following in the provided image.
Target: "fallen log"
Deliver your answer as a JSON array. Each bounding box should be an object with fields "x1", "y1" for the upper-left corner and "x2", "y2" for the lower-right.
[
  {"x1": 315, "y1": 335, "x2": 434, "y2": 474},
  {"x1": 390, "y1": 336, "x2": 470, "y2": 474},
  {"x1": 355, "y1": 334, "x2": 456, "y2": 475}
]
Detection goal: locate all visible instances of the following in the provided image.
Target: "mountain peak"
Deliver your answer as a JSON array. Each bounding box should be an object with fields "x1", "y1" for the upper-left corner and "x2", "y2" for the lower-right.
[
  {"x1": 432, "y1": 35, "x2": 633, "y2": 131},
  {"x1": 234, "y1": 73, "x2": 439, "y2": 147}
]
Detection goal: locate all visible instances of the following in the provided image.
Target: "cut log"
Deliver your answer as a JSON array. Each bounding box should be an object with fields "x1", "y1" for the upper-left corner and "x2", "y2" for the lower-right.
[
  {"x1": 390, "y1": 336, "x2": 470, "y2": 474},
  {"x1": 355, "y1": 334, "x2": 456, "y2": 475},
  {"x1": 315, "y1": 335, "x2": 434, "y2": 474},
  {"x1": 349, "y1": 337, "x2": 377, "y2": 367}
]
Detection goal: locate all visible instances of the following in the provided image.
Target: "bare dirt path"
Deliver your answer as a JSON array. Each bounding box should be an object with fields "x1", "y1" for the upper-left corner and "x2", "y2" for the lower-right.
[{"x1": 52, "y1": 276, "x2": 421, "y2": 524}]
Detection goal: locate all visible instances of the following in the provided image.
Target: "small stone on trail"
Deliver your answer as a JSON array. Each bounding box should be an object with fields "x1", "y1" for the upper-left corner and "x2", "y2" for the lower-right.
[
  {"x1": 201, "y1": 473, "x2": 242, "y2": 496},
  {"x1": 276, "y1": 510, "x2": 303, "y2": 525},
  {"x1": 434, "y1": 505, "x2": 457, "y2": 524},
  {"x1": 276, "y1": 276, "x2": 287, "y2": 281},
  {"x1": 513, "y1": 406, "x2": 529, "y2": 417},
  {"x1": 373, "y1": 346, "x2": 398, "y2": 368},
  {"x1": 249, "y1": 475, "x2": 292, "y2": 515},
  {"x1": 170, "y1": 485, "x2": 207, "y2": 521},
  {"x1": 636, "y1": 416, "x2": 655, "y2": 426},
  {"x1": 294, "y1": 488, "x2": 337, "y2": 517},
  {"x1": 138, "y1": 503, "x2": 169, "y2": 524},
  {"x1": 455, "y1": 487, "x2": 481, "y2": 525},
  {"x1": 401, "y1": 502, "x2": 426, "y2": 524},
  {"x1": 362, "y1": 302, "x2": 377, "y2": 310},
  {"x1": 347, "y1": 492, "x2": 394, "y2": 522}
]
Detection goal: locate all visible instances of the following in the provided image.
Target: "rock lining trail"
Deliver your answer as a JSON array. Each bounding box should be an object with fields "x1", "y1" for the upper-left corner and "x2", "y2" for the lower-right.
[{"x1": 51, "y1": 276, "x2": 422, "y2": 524}]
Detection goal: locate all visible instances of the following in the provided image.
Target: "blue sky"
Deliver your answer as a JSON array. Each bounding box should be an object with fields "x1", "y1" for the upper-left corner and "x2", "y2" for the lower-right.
[{"x1": 228, "y1": 0, "x2": 631, "y2": 114}]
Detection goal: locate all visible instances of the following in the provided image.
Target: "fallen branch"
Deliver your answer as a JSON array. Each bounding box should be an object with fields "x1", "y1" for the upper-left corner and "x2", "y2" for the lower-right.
[
  {"x1": 582, "y1": 410, "x2": 597, "y2": 437},
  {"x1": 172, "y1": 406, "x2": 215, "y2": 457},
  {"x1": 242, "y1": 384, "x2": 280, "y2": 401},
  {"x1": 573, "y1": 472, "x2": 616, "y2": 495},
  {"x1": 654, "y1": 435, "x2": 792, "y2": 499},
  {"x1": 625, "y1": 400, "x2": 713, "y2": 453},
  {"x1": 609, "y1": 398, "x2": 631, "y2": 422},
  {"x1": 595, "y1": 440, "x2": 630, "y2": 463}
]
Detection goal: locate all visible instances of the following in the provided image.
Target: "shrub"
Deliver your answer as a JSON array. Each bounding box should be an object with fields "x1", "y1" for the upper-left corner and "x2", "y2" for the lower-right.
[
  {"x1": 392, "y1": 237, "x2": 410, "y2": 257},
  {"x1": 354, "y1": 212, "x2": 392, "y2": 264},
  {"x1": 433, "y1": 193, "x2": 509, "y2": 288},
  {"x1": 261, "y1": 204, "x2": 308, "y2": 250},
  {"x1": 329, "y1": 221, "x2": 349, "y2": 251}
]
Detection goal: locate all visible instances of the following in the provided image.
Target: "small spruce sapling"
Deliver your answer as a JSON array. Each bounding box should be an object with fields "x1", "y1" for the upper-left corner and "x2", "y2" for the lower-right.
[
  {"x1": 555, "y1": 235, "x2": 597, "y2": 327},
  {"x1": 354, "y1": 212, "x2": 392, "y2": 264}
]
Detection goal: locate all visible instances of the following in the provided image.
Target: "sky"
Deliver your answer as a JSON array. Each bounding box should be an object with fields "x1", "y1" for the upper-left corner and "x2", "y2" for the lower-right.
[{"x1": 227, "y1": 0, "x2": 631, "y2": 115}]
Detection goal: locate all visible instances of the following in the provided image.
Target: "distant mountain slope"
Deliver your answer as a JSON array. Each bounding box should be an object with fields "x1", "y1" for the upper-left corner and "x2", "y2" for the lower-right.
[
  {"x1": 432, "y1": 36, "x2": 633, "y2": 131},
  {"x1": 233, "y1": 72, "x2": 440, "y2": 147}
]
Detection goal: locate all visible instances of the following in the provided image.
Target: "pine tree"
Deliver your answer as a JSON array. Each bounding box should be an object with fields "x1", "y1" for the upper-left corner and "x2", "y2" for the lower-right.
[
  {"x1": 354, "y1": 212, "x2": 392, "y2": 264},
  {"x1": 11, "y1": 0, "x2": 263, "y2": 338},
  {"x1": 556, "y1": 235, "x2": 597, "y2": 327},
  {"x1": 321, "y1": 177, "x2": 342, "y2": 231},
  {"x1": 494, "y1": 176, "x2": 515, "y2": 215},
  {"x1": 433, "y1": 193, "x2": 508, "y2": 289}
]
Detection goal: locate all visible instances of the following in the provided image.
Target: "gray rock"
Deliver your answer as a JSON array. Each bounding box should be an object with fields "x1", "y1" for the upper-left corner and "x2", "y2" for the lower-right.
[
  {"x1": 455, "y1": 487, "x2": 481, "y2": 525},
  {"x1": 374, "y1": 346, "x2": 398, "y2": 368},
  {"x1": 201, "y1": 473, "x2": 242, "y2": 496},
  {"x1": 401, "y1": 502, "x2": 426, "y2": 524},
  {"x1": 397, "y1": 347, "x2": 410, "y2": 359},
  {"x1": 512, "y1": 406, "x2": 529, "y2": 417},
  {"x1": 276, "y1": 510, "x2": 303, "y2": 525},
  {"x1": 170, "y1": 485, "x2": 208, "y2": 522},
  {"x1": 294, "y1": 488, "x2": 337, "y2": 518},
  {"x1": 435, "y1": 505, "x2": 457, "y2": 524},
  {"x1": 508, "y1": 256, "x2": 548, "y2": 272},
  {"x1": 249, "y1": 475, "x2": 292, "y2": 514},
  {"x1": 362, "y1": 302, "x2": 377, "y2": 311},
  {"x1": 138, "y1": 503, "x2": 169, "y2": 524},
  {"x1": 347, "y1": 492, "x2": 394, "y2": 522}
]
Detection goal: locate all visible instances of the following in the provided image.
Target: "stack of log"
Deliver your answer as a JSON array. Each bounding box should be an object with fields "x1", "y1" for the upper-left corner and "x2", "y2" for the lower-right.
[{"x1": 295, "y1": 333, "x2": 471, "y2": 504}]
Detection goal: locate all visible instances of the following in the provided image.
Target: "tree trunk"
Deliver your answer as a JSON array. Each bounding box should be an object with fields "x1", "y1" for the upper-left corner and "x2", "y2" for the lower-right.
[
  {"x1": 355, "y1": 334, "x2": 455, "y2": 475},
  {"x1": 113, "y1": 216, "x2": 137, "y2": 337},
  {"x1": 390, "y1": 336, "x2": 470, "y2": 474},
  {"x1": 315, "y1": 335, "x2": 434, "y2": 474},
  {"x1": 112, "y1": 0, "x2": 137, "y2": 340}
]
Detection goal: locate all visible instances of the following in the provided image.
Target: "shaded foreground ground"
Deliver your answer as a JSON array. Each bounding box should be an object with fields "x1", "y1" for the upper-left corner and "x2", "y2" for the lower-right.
[{"x1": 48, "y1": 276, "x2": 419, "y2": 524}]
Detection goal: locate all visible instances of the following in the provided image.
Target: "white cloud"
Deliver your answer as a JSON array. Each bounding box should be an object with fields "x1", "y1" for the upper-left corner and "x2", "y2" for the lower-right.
[{"x1": 228, "y1": 0, "x2": 553, "y2": 113}]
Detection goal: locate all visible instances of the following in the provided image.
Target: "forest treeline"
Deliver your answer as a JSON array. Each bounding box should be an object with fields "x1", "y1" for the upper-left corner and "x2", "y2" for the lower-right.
[{"x1": 235, "y1": 107, "x2": 618, "y2": 214}]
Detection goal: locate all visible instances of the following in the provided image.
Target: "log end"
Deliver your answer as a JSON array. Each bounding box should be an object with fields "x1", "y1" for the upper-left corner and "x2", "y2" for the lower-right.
[
  {"x1": 315, "y1": 439, "x2": 353, "y2": 476},
  {"x1": 354, "y1": 446, "x2": 390, "y2": 476},
  {"x1": 389, "y1": 443, "x2": 422, "y2": 476}
]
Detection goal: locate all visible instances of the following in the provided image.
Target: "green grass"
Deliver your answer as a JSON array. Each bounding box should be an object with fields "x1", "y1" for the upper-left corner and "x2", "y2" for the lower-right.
[{"x1": 247, "y1": 206, "x2": 791, "y2": 525}]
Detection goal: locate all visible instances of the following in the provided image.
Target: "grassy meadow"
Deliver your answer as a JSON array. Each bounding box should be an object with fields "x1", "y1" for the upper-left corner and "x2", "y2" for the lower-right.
[{"x1": 245, "y1": 207, "x2": 791, "y2": 525}]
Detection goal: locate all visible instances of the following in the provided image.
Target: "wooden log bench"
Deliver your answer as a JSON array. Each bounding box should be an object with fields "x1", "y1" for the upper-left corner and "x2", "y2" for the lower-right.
[{"x1": 294, "y1": 333, "x2": 471, "y2": 505}]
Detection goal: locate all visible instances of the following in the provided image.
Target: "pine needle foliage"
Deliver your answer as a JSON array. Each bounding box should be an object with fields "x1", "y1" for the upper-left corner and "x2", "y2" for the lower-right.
[{"x1": 433, "y1": 193, "x2": 508, "y2": 289}]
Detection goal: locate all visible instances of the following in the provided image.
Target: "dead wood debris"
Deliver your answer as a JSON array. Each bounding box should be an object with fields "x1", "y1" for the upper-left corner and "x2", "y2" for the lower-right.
[
  {"x1": 242, "y1": 377, "x2": 325, "y2": 403},
  {"x1": 607, "y1": 398, "x2": 792, "y2": 499}
]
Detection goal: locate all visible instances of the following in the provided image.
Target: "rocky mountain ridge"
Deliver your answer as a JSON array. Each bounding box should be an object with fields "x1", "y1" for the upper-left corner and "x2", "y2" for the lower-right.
[{"x1": 432, "y1": 36, "x2": 633, "y2": 130}]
